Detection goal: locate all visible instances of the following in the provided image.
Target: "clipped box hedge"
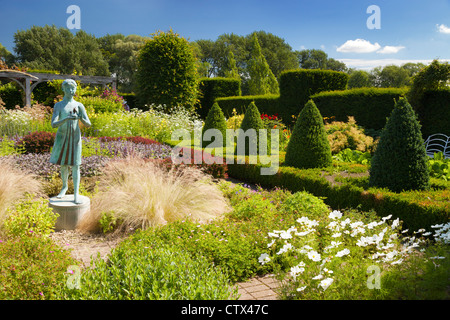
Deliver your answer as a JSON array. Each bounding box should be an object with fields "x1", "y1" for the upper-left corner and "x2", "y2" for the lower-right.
[
  {"x1": 418, "y1": 88, "x2": 450, "y2": 137},
  {"x1": 215, "y1": 94, "x2": 280, "y2": 118},
  {"x1": 196, "y1": 77, "x2": 241, "y2": 119},
  {"x1": 278, "y1": 69, "x2": 349, "y2": 123},
  {"x1": 226, "y1": 158, "x2": 450, "y2": 232},
  {"x1": 311, "y1": 87, "x2": 408, "y2": 131}
]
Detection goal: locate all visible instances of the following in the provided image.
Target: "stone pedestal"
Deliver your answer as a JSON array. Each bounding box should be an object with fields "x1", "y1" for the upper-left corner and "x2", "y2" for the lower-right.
[{"x1": 48, "y1": 195, "x2": 90, "y2": 231}]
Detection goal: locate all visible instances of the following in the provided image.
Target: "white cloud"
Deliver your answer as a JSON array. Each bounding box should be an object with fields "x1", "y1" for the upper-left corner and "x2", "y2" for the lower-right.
[
  {"x1": 376, "y1": 45, "x2": 405, "y2": 54},
  {"x1": 336, "y1": 39, "x2": 381, "y2": 53},
  {"x1": 338, "y1": 59, "x2": 450, "y2": 71},
  {"x1": 437, "y1": 24, "x2": 450, "y2": 34}
]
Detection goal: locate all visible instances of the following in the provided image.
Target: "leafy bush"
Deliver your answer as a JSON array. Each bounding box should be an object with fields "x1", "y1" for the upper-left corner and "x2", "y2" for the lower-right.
[
  {"x1": 16, "y1": 131, "x2": 55, "y2": 154},
  {"x1": 284, "y1": 100, "x2": 332, "y2": 169},
  {"x1": 135, "y1": 29, "x2": 199, "y2": 109},
  {"x1": 333, "y1": 148, "x2": 372, "y2": 165},
  {"x1": 428, "y1": 152, "x2": 450, "y2": 181},
  {"x1": 2, "y1": 195, "x2": 59, "y2": 238},
  {"x1": 62, "y1": 243, "x2": 238, "y2": 300},
  {"x1": 0, "y1": 236, "x2": 79, "y2": 299},
  {"x1": 0, "y1": 82, "x2": 23, "y2": 108},
  {"x1": 77, "y1": 96, "x2": 123, "y2": 114},
  {"x1": 196, "y1": 77, "x2": 241, "y2": 119},
  {"x1": 202, "y1": 102, "x2": 227, "y2": 148},
  {"x1": 325, "y1": 116, "x2": 374, "y2": 154},
  {"x1": 418, "y1": 89, "x2": 450, "y2": 137},
  {"x1": 279, "y1": 69, "x2": 349, "y2": 125},
  {"x1": 369, "y1": 97, "x2": 430, "y2": 192}
]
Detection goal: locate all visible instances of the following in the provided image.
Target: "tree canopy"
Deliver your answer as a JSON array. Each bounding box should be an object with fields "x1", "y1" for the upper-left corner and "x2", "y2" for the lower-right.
[{"x1": 13, "y1": 25, "x2": 109, "y2": 76}]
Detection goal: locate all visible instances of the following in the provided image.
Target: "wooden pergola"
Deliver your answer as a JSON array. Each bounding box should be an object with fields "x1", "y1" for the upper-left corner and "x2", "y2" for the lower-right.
[{"x1": 0, "y1": 70, "x2": 117, "y2": 107}]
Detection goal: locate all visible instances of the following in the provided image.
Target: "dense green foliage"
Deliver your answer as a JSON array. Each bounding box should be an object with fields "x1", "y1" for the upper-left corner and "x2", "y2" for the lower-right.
[
  {"x1": 0, "y1": 82, "x2": 23, "y2": 108},
  {"x1": 247, "y1": 33, "x2": 279, "y2": 96},
  {"x1": 284, "y1": 100, "x2": 332, "y2": 169},
  {"x1": 369, "y1": 97, "x2": 430, "y2": 192},
  {"x1": 135, "y1": 30, "x2": 198, "y2": 110},
  {"x1": 196, "y1": 77, "x2": 241, "y2": 119},
  {"x1": 201, "y1": 102, "x2": 228, "y2": 148},
  {"x1": 419, "y1": 89, "x2": 450, "y2": 137},
  {"x1": 62, "y1": 243, "x2": 237, "y2": 300},
  {"x1": 311, "y1": 87, "x2": 407, "y2": 131},
  {"x1": 13, "y1": 25, "x2": 109, "y2": 76},
  {"x1": 235, "y1": 102, "x2": 266, "y2": 157},
  {"x1": 279, "y1": 69, "x2": 349, "y2": 124}
]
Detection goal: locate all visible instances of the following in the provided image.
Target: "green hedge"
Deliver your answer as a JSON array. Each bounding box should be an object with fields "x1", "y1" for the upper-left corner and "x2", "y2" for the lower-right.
[
  {"x1": 0, "y1": 82, "x2": 23, "y2": 108},
  {"x1": 418, "y1": 89, "x2": 450, "y2": 137},
  {"x1": 196, "y1": 77, "x2": 241, "y2": 119},
  {"x1": 226, "y1": 158, "x2": 449, "y2": 232},
  {"x1": 279, "y1": 69, "x2": 349, "y2": 124},
  {"x1": 311, "y1": 88, "x2": 408, "y2": 131},
  {"x1": 215, "y1": 94, "x2": 279, "y2": 118}
]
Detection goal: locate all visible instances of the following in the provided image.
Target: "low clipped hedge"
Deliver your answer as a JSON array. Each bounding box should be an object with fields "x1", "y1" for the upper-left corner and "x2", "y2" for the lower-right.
[
  {"x1": 226, "y1": 157, "x2": 450, "y2": 232},
  {"x1": 215, "y1": 94, "x2": 279, "y2": 118}
]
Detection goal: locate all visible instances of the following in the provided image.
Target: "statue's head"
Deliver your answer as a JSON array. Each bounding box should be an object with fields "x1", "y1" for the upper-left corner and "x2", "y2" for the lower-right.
[{"x1": 62, "y1": 79, "x2": 77, "y2": 96}]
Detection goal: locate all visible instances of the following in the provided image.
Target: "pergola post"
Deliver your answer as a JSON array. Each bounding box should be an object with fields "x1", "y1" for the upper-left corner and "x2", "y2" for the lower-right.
[{"x1": 25, "y1": 78, "x2": 31, "y2": 107}]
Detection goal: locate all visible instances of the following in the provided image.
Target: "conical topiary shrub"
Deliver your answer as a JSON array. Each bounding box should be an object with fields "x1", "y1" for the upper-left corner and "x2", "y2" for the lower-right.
[
  {"x1": 202, "y1": 102, "x2": 228, "y2": 149},
  {"x1": 284, "y1": 100, "x2": 332, "y2": 169},
  {"x1": 235, "y1": 101, "x2": 267, "y2": 157},
  {"x1": 369, "y1": 97, "x2": 430, "y2": 192}
]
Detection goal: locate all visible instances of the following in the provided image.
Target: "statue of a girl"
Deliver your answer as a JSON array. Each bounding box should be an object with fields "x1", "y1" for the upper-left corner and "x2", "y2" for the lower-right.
[{"x1": 50, "y1": 79, "x2": 91, "y2": 204}]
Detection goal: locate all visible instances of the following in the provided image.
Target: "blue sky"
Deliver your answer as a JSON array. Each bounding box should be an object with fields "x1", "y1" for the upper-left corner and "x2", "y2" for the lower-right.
[{"x1": 1, "y1": 0, "x2": 449, "y2": 70}]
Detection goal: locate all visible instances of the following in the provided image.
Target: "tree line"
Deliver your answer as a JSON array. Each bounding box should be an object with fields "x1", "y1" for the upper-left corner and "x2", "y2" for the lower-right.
[{"x1": 0, "y1": 25, "x2": 428, "y2": 95}]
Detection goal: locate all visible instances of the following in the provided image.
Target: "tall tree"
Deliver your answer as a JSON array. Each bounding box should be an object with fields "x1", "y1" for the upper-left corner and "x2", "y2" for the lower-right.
[
  {"x1": 348, "y1": 69, "x2": 372, "y2": 88},
  {"x1": 13, "y1": 25, "x2": 109, "y2": 75},
  {"x1": 247, "y1": 33, "x2": 279, "y2": 95},
  {"x1": 0, "y1": 43, "x2": 15, "y2": 66},
  {"x1": 296, "y1": 49, "x2": 347, "y2": 72},
  {"x1": 223, "y1": 49, "x2": 240, "y2": 79},
  {"x1": 135, "y1": 29, "x2": 198, "y2": 110}
]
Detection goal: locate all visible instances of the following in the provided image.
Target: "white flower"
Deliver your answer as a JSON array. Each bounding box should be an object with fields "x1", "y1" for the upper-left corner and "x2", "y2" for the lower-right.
[
  {"x1": 297, "y1": 286, "x2": 307, "y2": 292},
  {"x1": 430, "y1": 256, "x2": 446, "y2": 260},
  {"x1": 307, "y1": 250, "x2": 321, "y2": 262},
  {"x1": 391, "y1": 258, "x2": 403, "y2": 265},
  {"x1": 331, "y1": 232, "x2": 342, "y2": 238},
  {"x1": 267, "y1": 240, "x2": 276, "y2": 248},
  {"x1": 268, "y1": 232, "x2": 279, "y2": 238},
  {"x1": 391, "y1": 218, "x2": 400, "y2": 230},
  {"x1": 312, "y1": 274, "x2": 323, "y2": 280},
  {"x1": 319, "y1": 278, "x2": 334, "y2": 290},
  {"x1": 335, "y1": 248, "x2": 350, "y2": 257},
  {"x1": 290, "y1": 264, "x2": 305, "y2": 280},
  {"x1": 258, "y1": 253, "x2": 271, "y2": 265},
  {"x1": 329, "y1": 210, "x2": 342, "y2": 220},
  {"x1": 295, "y1": 230, "x2": 312, "y2": 237},
  {"x1": 382, "y1": 215, "x2": 392, "y2": 221},
  {"x1": 277, "y1": 243, "x2": 293, "y2": 255},
  {"x1": 367, "y1": 221, "x2": 378, "y2": 229},
  {"x1": 323, "y1": 268, "x2": 333, "y2": 274},
  {"x1": 279, "y1": 230, "x2": 292, "y2": 239}
]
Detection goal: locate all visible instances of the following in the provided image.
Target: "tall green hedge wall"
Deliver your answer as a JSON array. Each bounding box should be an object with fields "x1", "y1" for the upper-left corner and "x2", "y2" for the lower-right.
[
  {"x1": 196, "y1": 77, "x2": 241, "y2": 119},
  {"x1": 215, "y1": 94, "x2": 279, "y2": 118},
  {"x1": 418, "y1": 88, "x2": 450, "y2": 137},
  {"x1": 311, "y1": 88, "x2": 408, "y2": 131},
  {"x1": 278, "y1": 69, "x2": 349, "y2": 123}
]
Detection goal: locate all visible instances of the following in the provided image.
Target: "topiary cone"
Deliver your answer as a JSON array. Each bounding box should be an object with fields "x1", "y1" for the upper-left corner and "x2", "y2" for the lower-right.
[
  {"x1": 284, "y1": 100, "x2": 332, "y2": 169},
  {"x1": 369, "y1": 97, "x2": 430, "y2": 192},
  {"x1": 235, "y1": 101, "x2": 267, "y2": 156},
  {"x1": 202, "y1": 102, "x2": 228, "y2": 149}
]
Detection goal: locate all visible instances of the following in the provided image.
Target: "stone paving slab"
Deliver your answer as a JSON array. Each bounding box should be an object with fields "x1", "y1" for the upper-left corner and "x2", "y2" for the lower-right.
[{"x1": 237, "y1": 274, "x2": 280, "y2": 300}]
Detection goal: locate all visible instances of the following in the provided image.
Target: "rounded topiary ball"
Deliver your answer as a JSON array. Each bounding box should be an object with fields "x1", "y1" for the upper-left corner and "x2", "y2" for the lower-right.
[
  {"x1": 369, "y1": 97, "x2": 430, "y2": 192},
  {"x1": 284, "y1": 100, "x2": 332, "y2": 169}
]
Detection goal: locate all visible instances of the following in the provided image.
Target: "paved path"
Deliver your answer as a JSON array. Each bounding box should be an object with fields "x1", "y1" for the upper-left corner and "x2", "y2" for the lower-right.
[{"x1": 237, "y1": 275, "x2": 279, "y2": 300}]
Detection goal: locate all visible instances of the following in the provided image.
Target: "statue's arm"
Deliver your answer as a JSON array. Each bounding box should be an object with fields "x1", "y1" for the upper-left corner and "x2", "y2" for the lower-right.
[
  {"x1": 51, "y1": 104, "x2": 67, "y2": 128},
  {"x1": 78, "y1": 103, "x2": 91, "y2": 128}
]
